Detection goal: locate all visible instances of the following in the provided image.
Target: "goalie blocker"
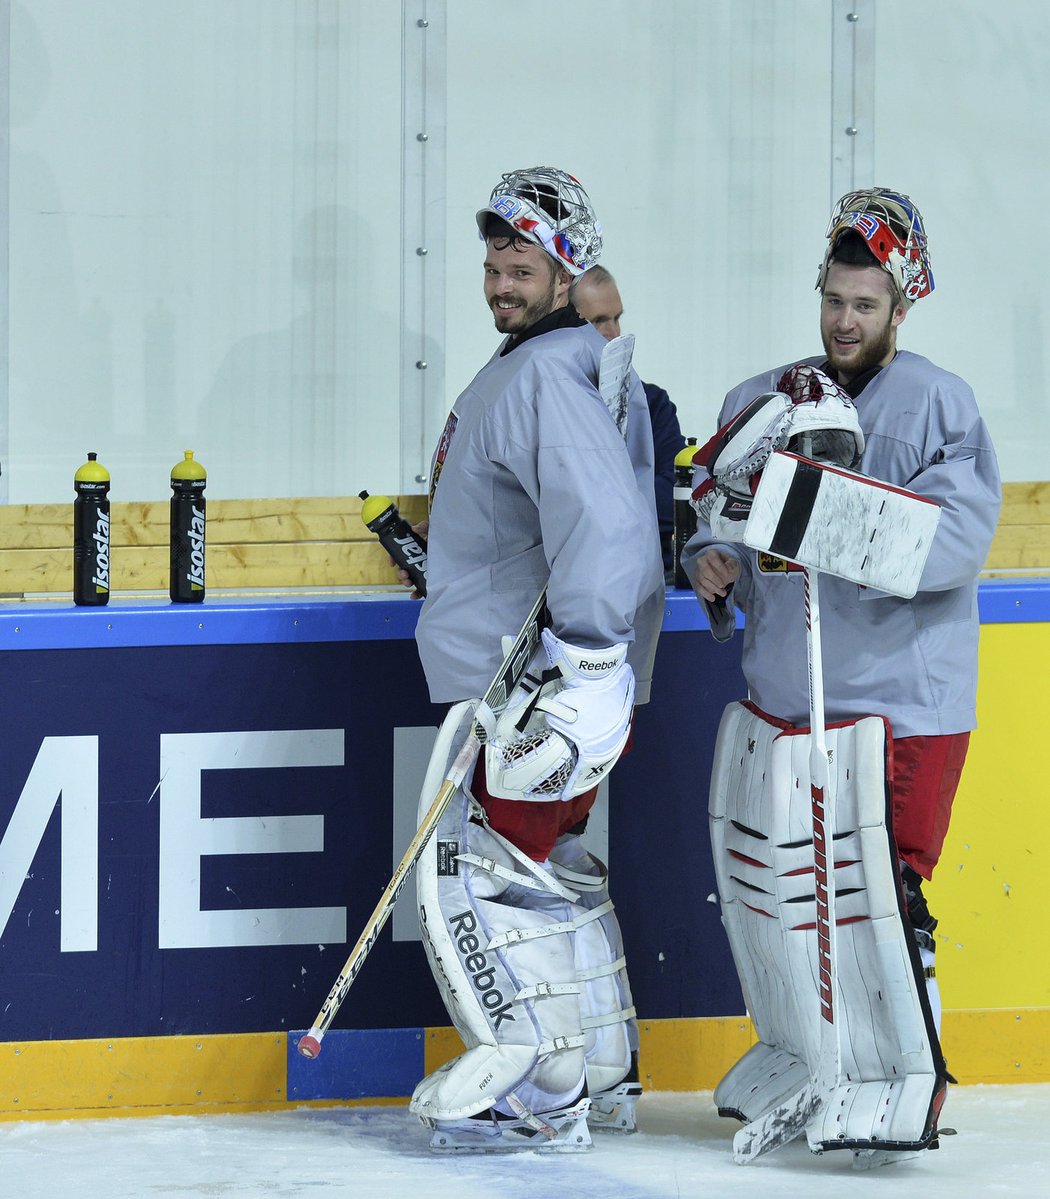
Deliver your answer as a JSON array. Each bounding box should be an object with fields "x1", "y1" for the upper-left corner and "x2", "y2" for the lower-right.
[
  {"x1": 709, "y1": 701, "x2": 950, "y2": 1159},
  {"x1": 708, "y1": 449, "x2": 941, "y2": 599},
  {"x1": 745, "y1": 451, "x2": 941, "y2": 597}
]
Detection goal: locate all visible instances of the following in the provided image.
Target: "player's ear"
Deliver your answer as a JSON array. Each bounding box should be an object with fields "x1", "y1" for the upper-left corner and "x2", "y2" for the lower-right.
[{"x1": 891, "y1": 301, "x2": 907, "y2": 330}]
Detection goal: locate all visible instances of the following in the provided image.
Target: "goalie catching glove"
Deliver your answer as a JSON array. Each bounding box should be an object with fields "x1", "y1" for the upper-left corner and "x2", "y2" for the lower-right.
[
  {"x1": 692, "y1": 363, "x2": 864, "y2": 540},
  {"x1": 484, "y1": 628, "x2": 635, "y2": 803}
]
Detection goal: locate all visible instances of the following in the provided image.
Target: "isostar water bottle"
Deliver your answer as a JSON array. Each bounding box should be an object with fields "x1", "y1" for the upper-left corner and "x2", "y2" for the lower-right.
[
  {"x1": 73, "y1": 452, "x2": 111, "y2": 606},
  {"x1": 359, "y1": 490, "x2": 428, "y2": 596},
  {"x1": 672, "y1": 438, "x2": 699, "y2": 590},
  {"x1": 170, "y1": 450, "x2": 206, "y2": 603}
]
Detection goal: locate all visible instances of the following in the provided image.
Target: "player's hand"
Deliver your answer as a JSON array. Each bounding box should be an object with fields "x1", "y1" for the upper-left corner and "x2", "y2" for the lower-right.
[
  {"x1": 692, "y1": 549, "x2": 740, "y2": 604},
  {"x1": 391, "y1": 520, "x2": 428, "y2": 598}
]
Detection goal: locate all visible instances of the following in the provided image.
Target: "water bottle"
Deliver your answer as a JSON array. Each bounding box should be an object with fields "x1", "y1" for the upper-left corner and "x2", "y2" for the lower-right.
[
  {"x1": 672, "y1": 438, "x2": 699, "y2": 590},
  {"x1": 359, "y1": 491, "x2": 428, "y2": 596},
  {"x1": 73, "y1": 453, "x2": 111, "y2": 606},
  {"x1": 170, "y1": 450, "x2": 206, "y2": 603}
]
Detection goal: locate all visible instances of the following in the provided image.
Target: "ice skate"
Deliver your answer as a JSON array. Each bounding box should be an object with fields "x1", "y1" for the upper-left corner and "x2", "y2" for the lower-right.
[
  {"x1": 587, "y1": 1077, "x2": 642, "y2": 1132},
  {"x1": 852, "y1": 1144, "x2": 933, "y2": 1170},
  {"x1": 424, "y1": 1095, "x2": 592, "y2": 1153}
]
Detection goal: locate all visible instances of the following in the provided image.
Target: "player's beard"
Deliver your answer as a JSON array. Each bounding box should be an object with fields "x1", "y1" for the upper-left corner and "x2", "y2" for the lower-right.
[
  {"x1": 490, "y1": 276, "x2": 561, "y2": 335},
  {"x1": 822, "y1": 312, "x2": 896, "y2": 382}
]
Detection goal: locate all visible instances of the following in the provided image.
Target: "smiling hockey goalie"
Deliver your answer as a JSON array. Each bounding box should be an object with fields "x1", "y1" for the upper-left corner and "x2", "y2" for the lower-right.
[{"x1": 691, "y1": 360, "x2": 956, "y2": 1166}]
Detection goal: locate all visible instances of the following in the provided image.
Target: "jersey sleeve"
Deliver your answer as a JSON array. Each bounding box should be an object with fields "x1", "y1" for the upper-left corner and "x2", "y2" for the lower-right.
[{"x1": 489, "y1": 354, "x2": 660, "y2": 650}]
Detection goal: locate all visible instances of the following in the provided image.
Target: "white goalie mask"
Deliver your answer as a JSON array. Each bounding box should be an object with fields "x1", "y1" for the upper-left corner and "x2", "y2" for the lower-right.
[
  {"x1": 817, "y1": 187, "x2": 934, "y2": 307},
  {"x1": 693, "y1": 364, "x2": 864, "y2": 539},
  {"x1": 476, "y1": 167, "x2": 603, "y2": 277}
]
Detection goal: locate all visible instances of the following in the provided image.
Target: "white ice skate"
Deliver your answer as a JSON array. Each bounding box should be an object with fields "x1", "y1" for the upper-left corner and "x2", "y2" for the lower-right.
[
  {"x1": 588, "y1": 1077, "x2": 643, "y2": 1133},
  {"x1": 424, "y1": 1095, "x2": 592, "y2": 1153}
]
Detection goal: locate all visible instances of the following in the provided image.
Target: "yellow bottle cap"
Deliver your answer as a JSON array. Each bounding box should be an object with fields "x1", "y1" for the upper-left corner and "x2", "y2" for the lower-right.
[
  {"x1": 675, "y1": 442, "x2": 700, "y2": 468},
  {"x1": 75, "y1": 452, "x2": 110, "y2": 483},
  {"x1": 359, "y1": 491, "x2": 394, "y2": 525},
  {"x1": 172, "y1": 450, "x2": 206, "y2": 481}
]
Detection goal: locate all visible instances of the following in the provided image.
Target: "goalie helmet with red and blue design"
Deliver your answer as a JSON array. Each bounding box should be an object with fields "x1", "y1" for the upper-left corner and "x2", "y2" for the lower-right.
[
  {"x1": 817, "y1": 187, "x2": 934, "y2": 307},
  {"x1": 476, "y1": 167, "x2": 603, "y2": 277}
]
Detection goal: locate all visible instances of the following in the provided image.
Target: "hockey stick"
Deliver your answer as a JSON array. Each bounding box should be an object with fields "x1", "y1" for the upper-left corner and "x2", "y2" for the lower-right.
[
  {"x1": 732, "y1": 564, "x2": 840, "y2": 1162},
  {"x1": 297, "y1": 587, "x2": 549, "y2": 1059}
]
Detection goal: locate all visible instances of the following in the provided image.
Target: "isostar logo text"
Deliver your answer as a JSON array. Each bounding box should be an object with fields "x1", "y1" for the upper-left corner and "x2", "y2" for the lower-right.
[
  {"x1": 393, "y1": 532, "x2": 427, "y2": 577},
  {"x1": 93, "y1": 511, "x2": 110, "y2": 591},
  {"x1": 184, "y1": 506, "x2": 205, "y2": 589},
  {"x1": 448, "y1": 909, "x2": 514, "y2": 1028}
]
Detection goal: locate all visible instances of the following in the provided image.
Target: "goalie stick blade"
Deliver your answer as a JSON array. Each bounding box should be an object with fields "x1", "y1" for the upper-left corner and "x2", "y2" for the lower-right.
[
  {"x1": 474, "y1": 589, "x2": 549, "y2": 732},
  {"x1": 598, "y1": 333, "x2": 634, "y2": 439},
  {"x1": 732, "y1": 1079, "x2": 826, "y2": 1164}
]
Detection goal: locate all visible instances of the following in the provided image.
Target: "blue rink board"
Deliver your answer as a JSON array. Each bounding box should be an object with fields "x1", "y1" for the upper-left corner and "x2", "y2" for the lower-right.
[
  {"x1": 286, "y1": 1028, "x2": 425, "y2": 1102},
  {"x1": 0, "y1": 579, "x2": 1046, "y2": 1103},
  {"x1": 0, "y1": 578, "x2": 1045, "y2": 652},
  {"x1": 0, "y1": 601, "x2": 749, "y2": 1045}
]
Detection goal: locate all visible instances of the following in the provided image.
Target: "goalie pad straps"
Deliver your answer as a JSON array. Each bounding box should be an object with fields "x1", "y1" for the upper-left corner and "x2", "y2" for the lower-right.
[
  {"x1": 549, "y1": 834, "x2": 638, "y2": 1095},
  {"x1": 412, "y1": 705, "x2": 635, "y2": 1123},
  {"x1": 709, "y1": 701, "x2": 950, "y2": 1155}
]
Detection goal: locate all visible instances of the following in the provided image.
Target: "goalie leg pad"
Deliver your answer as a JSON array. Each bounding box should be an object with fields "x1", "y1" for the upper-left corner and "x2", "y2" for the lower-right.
[
  {"x1": 413, "y1": 705, "x2": 596, "y2": 1126},
  {"x1": 709, "y1": 701, "x2": 949, "y2": 1155},
  {"x1": 549, "y1": 834, "x2": 641, "y2": 1131}
]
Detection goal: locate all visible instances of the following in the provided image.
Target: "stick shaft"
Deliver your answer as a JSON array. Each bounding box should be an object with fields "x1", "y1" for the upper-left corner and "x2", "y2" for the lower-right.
[
  {"x1": 805, "y1": 567, "x2": 838, "y2": 1055},
  {"x1": 298, "y1": 589, "x2": 548, "y2": 1057}
]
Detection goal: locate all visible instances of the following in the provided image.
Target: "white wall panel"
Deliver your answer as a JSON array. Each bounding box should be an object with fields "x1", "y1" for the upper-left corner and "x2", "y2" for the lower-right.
[
  {"x1": 2, "y1": 1, "x2": 1043, "y2": 504},
  {"x1": 7, "y1": 0, "x2": 403, "y2": 502}
]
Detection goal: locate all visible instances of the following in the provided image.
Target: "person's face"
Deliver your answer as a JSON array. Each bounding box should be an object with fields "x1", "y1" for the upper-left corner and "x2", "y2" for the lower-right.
[
  {"x1": 820, "y1": 262, "x2": 906, "y2": 384},
  {"x1": 483, "y1": 240, "x2": 569, "y2": 335},
  {"x1": 572, "y1": 277, "x2": 623, "y2": 341}
]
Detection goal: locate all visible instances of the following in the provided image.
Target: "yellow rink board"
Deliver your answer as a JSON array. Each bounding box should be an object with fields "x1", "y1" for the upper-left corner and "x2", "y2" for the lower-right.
[
  {"x1": 3, "y1": 1008, "x2": 1047, "y2": 1122},
  {"x1": 929, "y1": 623, "x2": 1050, "y2": 1010}
]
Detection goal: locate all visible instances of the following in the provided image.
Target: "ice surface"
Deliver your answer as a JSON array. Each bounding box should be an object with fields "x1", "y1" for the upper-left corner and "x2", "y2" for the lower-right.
[{"x1": 5, "y1": 1085, "x2": 1049, "y2": 1199}]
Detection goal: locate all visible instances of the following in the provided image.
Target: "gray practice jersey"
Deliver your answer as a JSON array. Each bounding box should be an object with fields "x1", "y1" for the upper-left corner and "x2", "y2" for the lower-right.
[
  {"x1": 417, "y1": 322, "x2": 665, "y2": 705},
  {"x1": 682, "y1": 350, "x2": 1002, "y2": 738}
]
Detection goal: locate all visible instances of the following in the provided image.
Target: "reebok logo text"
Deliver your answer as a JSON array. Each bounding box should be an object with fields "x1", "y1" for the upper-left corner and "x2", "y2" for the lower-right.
[{"x1": 448, "y1": 910, "x2": 515, "y2": 1029}]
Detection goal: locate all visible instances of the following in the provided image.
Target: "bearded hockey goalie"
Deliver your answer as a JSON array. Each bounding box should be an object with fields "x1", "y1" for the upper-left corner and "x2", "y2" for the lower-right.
[
  {"x1": 685, "y1": 250, "x2": 999, "y2": 1173},
  {"x1": 406, "y1": 166, "x2": 665, "y2": 1152}
]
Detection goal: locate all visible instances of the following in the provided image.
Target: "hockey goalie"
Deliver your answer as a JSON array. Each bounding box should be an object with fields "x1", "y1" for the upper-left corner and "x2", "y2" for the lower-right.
[
  {"x1": 684, "y1": 187, "x2": 1000, "y2": 1171},
  {"x1": 405, "y1": 167, "x2": 666, "y2": 1152}
]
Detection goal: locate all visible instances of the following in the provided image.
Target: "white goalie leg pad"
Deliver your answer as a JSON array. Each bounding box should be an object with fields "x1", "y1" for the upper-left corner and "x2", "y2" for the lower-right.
[
  {"x1": 549, "y1": 835, "x2": 642, "y2": 1131},
  {"x1": 709, "y1": 702, "x2": 949, "y2": 1155},
  {"x1": 412, "y1": 706, "x2": 593, "y2": 1127},
  {"x1": 710, "y1": 702, "x2": 810, "y2": 1123}
]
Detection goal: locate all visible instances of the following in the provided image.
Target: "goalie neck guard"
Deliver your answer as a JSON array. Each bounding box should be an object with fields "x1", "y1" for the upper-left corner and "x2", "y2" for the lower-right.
[
  {"x1": 477, "y1": 167, "x2": 603, "y2": 277},
  {"x1": 817, "y1": 187, "x2": 934, "y2": 306}
]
